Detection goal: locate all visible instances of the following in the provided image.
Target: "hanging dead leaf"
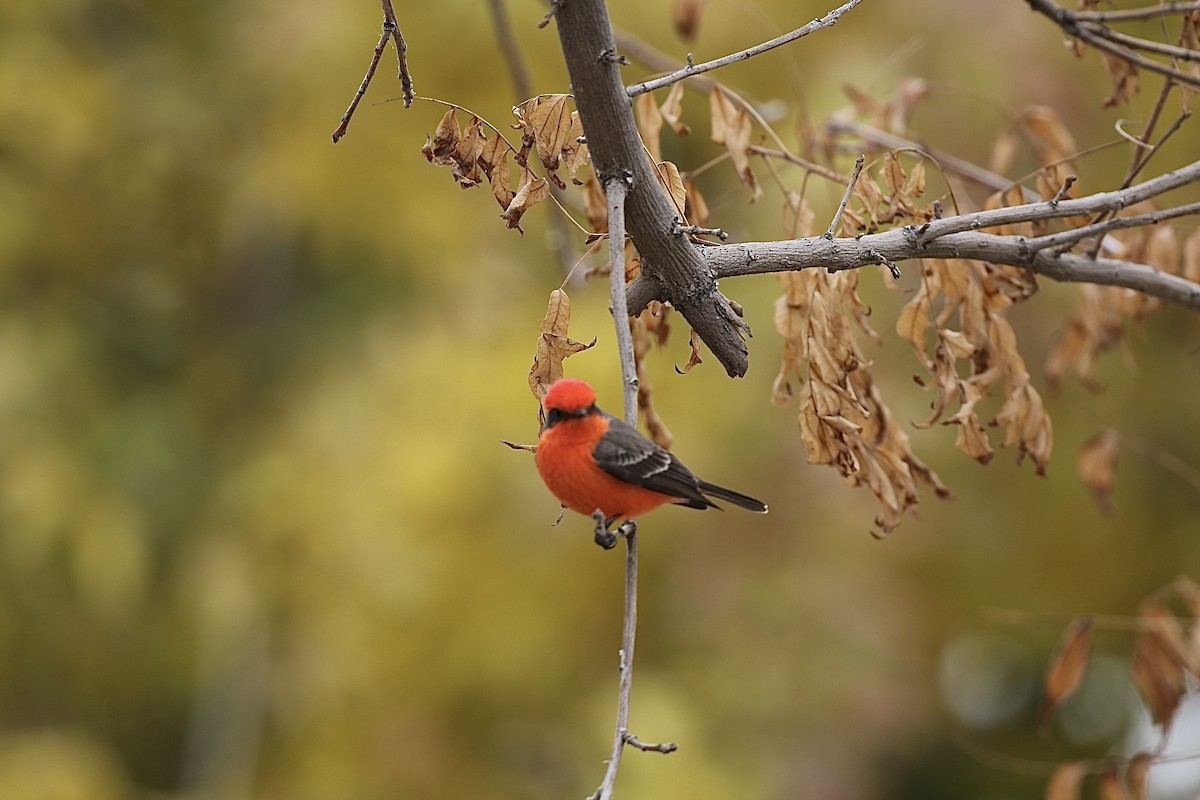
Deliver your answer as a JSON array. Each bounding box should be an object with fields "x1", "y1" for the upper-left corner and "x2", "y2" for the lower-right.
[
  {"x1": 422, "y1": 107, "x2": 461, "y2": 165},
  {"x1": 655, "y1": 161, "x2": 687, "y2": 217},
  {"x1": 675, "y1": 330, "x2": 703, "y2": 374},
  {"x1": 1078, "y1": 428, "x2": 1119, "y2": 515},
  {"x1": 1099, "y1": 51, "x2": 1139, "y2": 107},
  {"x1": 1045, "y1": 762, "x2": 1087, "y2": 800},
  {"x1": 513, "y1": 94, "x2": 574, "y2": 188},
  {"x1": 581, "y1": 175, "x2": 608, "y2": 234},
  {"x1": 528, "y1": 289, "x2": 596, "y2": 404},
  {"x1": 450, "y1": 115, "x2": 486, "y2": 188},
  {"x1": 636, "y1": 92, "x2": 665, "y2": 163},
  {"x1": 479, "y1": 132, "x2": 515, "y2": 210},
  {"x1": 1041, "y1": 616, "x2": 1094, "y2": 725},
  {"x1": 632, "y1": 312, "x2": 674, "y2": 449},
  {"x1": 683, "y1": 176, "x2": 709, "y2": 229},
  {"x1": 501, "y1": 165, "x2": 552, "y2": 234},
  {"x1": 562, "y1": 111, "x2": 590, "y2": 185},
  {"x1": 989, "y1": 129, "x2": 1020, "y2": 176},
  {"x1": 672, "y1": 0, "x2": 707, "y2": 41},
  {"x1": 710, "y1": 87, "x2": 761, "y2": 202},
  {"x1": 1023, "y1": 106, "x2": 1078, "y2": 169},
  {"x1": 1131, "y1": 601, "x2": 1189, "y2": 726},
  {"x1": 661, "y1": 81, "x2": 691, "y2": 136}
]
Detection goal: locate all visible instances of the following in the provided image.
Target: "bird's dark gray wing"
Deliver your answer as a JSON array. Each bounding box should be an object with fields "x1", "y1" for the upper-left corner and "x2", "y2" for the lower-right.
[{"x1": 592, "y1": 414, "x2": 714, "y2": 509}]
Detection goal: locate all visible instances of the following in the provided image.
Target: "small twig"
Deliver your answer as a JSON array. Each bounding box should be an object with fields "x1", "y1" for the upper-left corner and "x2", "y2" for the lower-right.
[
  {"x1": 868, "y1": 248, "x2": 903, "y2": 280},
  {"x1": 1028, "y1": 201, "x2": 1200, "y2": 252},
  {"x1": 747, "y1": 145, "x2": 846, "y2": 185},
  {"x1": 673, "y1": 220, "x2": 729, "y2": 240},
  {"x1": 537, "y1": 0, "x2": 562, "y2": 29},
  {"x1": 499, "y1": 439, "x2": 537, "y2": 452},
  {"x1": 623, "y1": 732, "x2": 679, "y2": 754},
  {"x1": 626, "y1": 0, "x2": 864, "y2": 97},
  {"x1": 331, "y1": 3, "x2": 413, "y2": 143},
  {"x1": 825, "y1": 154, "x2": 865, "y2": 239},
  {"x1": 1049, "y1": 174, "x2": 1076, "y2": 206},
  {"x1": 1083, "y1": 24, "x2": 1200, "y2": 63},
  {"x1": 331, "y1": 25, "x2": 392, "y2": 143}
]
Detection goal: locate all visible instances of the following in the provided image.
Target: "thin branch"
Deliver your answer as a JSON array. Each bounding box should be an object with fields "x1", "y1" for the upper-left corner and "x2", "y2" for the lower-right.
[
  {"x1": 1073, "y1": 1, "x2": 1200, "y2": 23},
  {"x1": 587, "y1": 173, "x2": 648, "y2": 800},
  {"x1": 1025, "y1": 0, "x2": 1200, "y2": 89},
  {"x1": 1028, "y1": 201, "x2": 1200, "y2": 252},
  {"x1": 626, "y1": 0, "x2": 864, "y2": 97},
  {"x1": 825, "y1": 154, "x2": 865, "y2": 239},
  {"x1": 331, "y1": 3, "x2": 413, "y2": 143},
  {"x1": 747, "y1": 145, "x2": 846, "y2": 185},
  {"x1": 381, "y1": 0, "x2": 415, "y2": 106},
  {"x1": 1091, "y1": 25, "x2": 1200, "y2": 63},
  {"x1": 825, "y1": 118, "x2": 1041, "y2": 200}
]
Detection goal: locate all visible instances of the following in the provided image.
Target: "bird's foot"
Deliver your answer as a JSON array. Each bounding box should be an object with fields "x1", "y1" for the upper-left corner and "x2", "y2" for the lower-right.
[{"x1": 591, "y1": 509, "x2": 619, "y2": 550}]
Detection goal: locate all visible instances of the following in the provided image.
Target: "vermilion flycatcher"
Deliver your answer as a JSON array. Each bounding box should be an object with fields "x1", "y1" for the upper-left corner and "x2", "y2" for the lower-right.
[{"x1": 535, "y1": 377, "x2": 767, "y2": 547}]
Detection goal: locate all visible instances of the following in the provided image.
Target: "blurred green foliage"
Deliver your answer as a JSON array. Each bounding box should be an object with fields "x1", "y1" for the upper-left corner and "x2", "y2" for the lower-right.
[{"x1": 1, "y1": 1, "x2": 1198, "y2": 798}]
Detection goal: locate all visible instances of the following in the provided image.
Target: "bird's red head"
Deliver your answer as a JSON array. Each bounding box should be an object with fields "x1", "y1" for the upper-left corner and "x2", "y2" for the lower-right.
[{"x1": 543, "y1": 377, "x2": 597, "y2": 414}]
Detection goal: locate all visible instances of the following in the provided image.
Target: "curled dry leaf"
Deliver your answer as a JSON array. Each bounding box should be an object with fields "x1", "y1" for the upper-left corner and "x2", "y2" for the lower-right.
[
  {"x1": 1078, "y1": 428, "x2": 1119, "y2": 515},
  {"x1": 900, "y1": 259, "x2": 1051, "y2": 473},
  {"x1": 580, "y1": 175, "x2": 608, "y2": 234},
  {"x1": 655, "y1": 160, "x2": 687, "y2": 218},
  {"x1": 661, "y1": 82, "x2": 691, "y2": 136},
  {"x1": 675, "y1": 329, "x2": 703, "y2": 374},
  {"x1": 1041, "y1": 616, "x2": 1094, "y2": 725},
  {"x1": 512, "y1": 95, "x2": 590, "y2": 189},
  {"x1": 1131, "y1": 599, "x2": 1190, "y2": 726},
  {"x1": 528, "y1": 289, "x2": 596, "y2": 406},
  {"x1": 683, "y1": 176, "x2": 709, "y2": 229},
  {"x1": 501, "y1": 166, "x2": 552, "y2": 234},
  {"x1": 989, "y1": 128, "x2": 1020, "y2": 176},
  {"x1": 1045, "y1": 762, "x2": 1087, "y2": 800},
  {"x1": 1023, "y1": 106, "x2": 1078, "y2": 169},
  {"x1": 1100, "y1": 50, "x2": 1139, "y2": 107},
  {"x1": 710, "y1": 87, "x2": 761, "y2": 202}
]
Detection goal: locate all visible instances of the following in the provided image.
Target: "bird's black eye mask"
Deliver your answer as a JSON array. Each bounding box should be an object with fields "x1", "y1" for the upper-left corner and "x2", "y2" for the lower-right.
[{"x1": 544, "y1": 404, "x2": 598, "y2": 429}]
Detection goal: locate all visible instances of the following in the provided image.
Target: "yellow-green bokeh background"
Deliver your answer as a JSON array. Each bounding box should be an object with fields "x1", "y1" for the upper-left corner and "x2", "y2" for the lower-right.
[{"x1": 2, "y1": 1, "x2": 1199, "y2": 798}]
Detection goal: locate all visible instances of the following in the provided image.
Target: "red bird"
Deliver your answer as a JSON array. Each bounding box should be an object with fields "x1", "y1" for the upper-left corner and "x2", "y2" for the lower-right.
[{"x1": 535, "y1": 377, "x2": 767, "y2": 547}]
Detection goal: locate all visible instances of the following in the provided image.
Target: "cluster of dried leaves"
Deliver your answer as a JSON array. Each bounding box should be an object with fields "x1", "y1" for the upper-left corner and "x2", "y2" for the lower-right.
[
  {"x1": 771, "y1": 193, "x2": 950, "y2": 534},
  {"x1": 1033, "y1": 578, "x2": 1200, "y2": 800},
  {"x1": 422, "y1": 95, "x2": 588, "y2": 233}
]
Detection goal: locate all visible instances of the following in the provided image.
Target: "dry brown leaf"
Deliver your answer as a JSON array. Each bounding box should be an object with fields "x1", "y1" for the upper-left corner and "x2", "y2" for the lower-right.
[
  {"x1": 683, "y1": 176, "x2": 709, "y2": 229},
  {"x1": 1024, "y1": 106, "x2": 1078, "y2": 168},
  {"x1": 479, "y1": 133, "x2": 514, "y2": 210},
  {"x1": 581, "y1": 175, "x2": 607, "y2": 234},
  {"x1": 710, "y1": 87, "x2": 761, "y2": 202},
  {"x1": 676, "y1": 329, "x2": 703, "y2": 374},
  {"x1": 451, "y1": 115, "x2": 486, "y2": 188},
  {"x1": 501, "y1": 165, "x2": 552, "y2": 234},
  {"x1": 661, "y1": 81, "x2": 692, "y2": 136},
  {"x1": 1041, "y1": 616, "x2": 1094, "y2": 724},
  {"x1": 422, "y1": 107, "x2": 461, "y2": 166},
  {"x1": 1099, "y1": 51, "x2": 1139, "y2": 107},
  {"x1": 1045, "y1": 762, "x2": 1087, "y2": 800},
  {"x1": 562, "y1": 111, "x2": 590, "y2": 185},
  {"x1": 989, "y1": 129, "x2": 1020, "y2": 176},
  {"x1": 672, "y1": 0, "x2": 707, "y2": 41},
  {"x1": 655, "y1": 161, "x2": 687, "y2": 217},
  {"x1": 632, "y1": 311, "x2": 674, "y2": 449},
  {"x1": 1131, "y1": 601, "x2": 1189, "y2": 726},
  {"x1": 636, "y1": 92, "x2": 665, "y2": 163},
  {"x1": 1078, "y1": 428, "x2": 1119, "y2": 515},
  {"x1": 1182, "y1": 228, "x2": 1200, "y2": 283},
  {"x1": 528, "y1": 289, "x2": 596, "y2": 404}
]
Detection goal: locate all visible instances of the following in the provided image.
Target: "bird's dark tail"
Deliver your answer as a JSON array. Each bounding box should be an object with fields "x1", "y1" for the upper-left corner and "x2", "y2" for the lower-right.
[{"x1": 698, "y1": 481, "x2": 768, "y2": 513}]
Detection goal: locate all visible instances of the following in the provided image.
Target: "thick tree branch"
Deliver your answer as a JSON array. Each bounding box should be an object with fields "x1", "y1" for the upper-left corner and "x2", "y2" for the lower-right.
[
  {"x1": 626, "y1": 0, "x2": 864, "y2": 97},
  {"x1": 553, "y1": 0, "x2": 750, "y2": 376}
]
